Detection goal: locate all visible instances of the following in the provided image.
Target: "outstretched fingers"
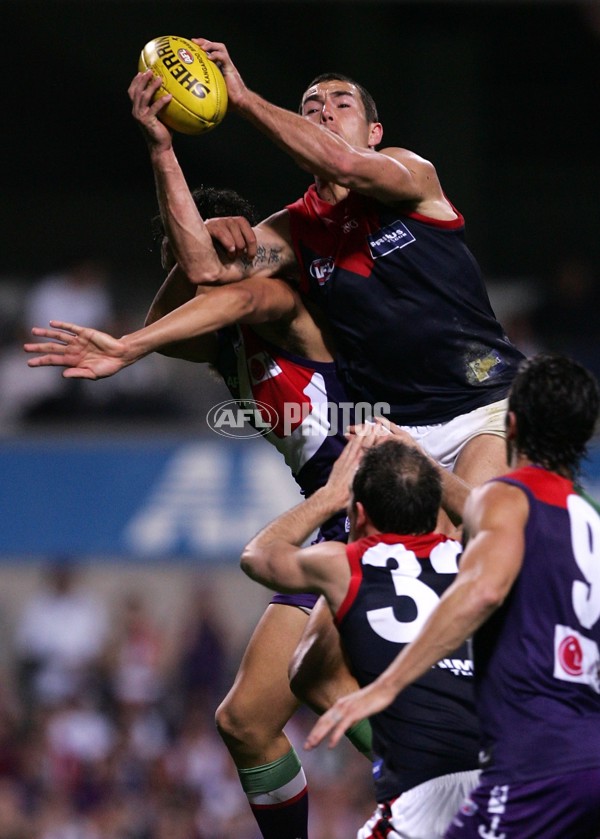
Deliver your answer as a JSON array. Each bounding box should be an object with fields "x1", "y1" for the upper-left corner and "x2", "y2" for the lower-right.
[{"x1": 26, "y1": 351, "x2": 69, "y2": 367}]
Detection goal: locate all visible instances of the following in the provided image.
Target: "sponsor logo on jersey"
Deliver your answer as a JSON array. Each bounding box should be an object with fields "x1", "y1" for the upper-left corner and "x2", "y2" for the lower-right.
[
  {"x1": 206, "y1": 399, "x2": 278, "y2": 438},
  {"x1": 247, "y1": 351, "x2": 283, "y2": 386},
  {"x1": 558, "y1": 634, "x2": 584, "y2": 676},
  {"x1": 466, "y1": 350, "x2": 504, "y2": 384},
  {"x1": 436, "y1": 657, "x2": 474, "y2": 676},
  {"x1": 554, "y1": 624, "x2": 600, "y2": 692},
  {"x1": 459, "y1": 796, "x2": 478, "y2": 816},
  {"x1": 367, "y1": 220, "x2": 416, "y2": 258},
  {"x1": 309, "y1": 257, "x2": 335, "y2": 286}
]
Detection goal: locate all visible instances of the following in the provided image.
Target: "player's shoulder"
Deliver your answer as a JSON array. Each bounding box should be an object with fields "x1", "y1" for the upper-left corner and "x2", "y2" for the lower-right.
[
  {"x1": 464, "y1": 478, "x2": 529, "y2": 532},
  {"x1": 258, "y1": 208, "x2": 291, "y2": 239},
  {"x1": 380, "y1": 145, "x2": 435, "y2": 171}
]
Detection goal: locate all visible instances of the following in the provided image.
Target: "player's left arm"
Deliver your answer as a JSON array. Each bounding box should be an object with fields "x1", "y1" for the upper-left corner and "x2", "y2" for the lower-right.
[{"x1": 306, "y1": 480, "x2": 528, "y2": 750}]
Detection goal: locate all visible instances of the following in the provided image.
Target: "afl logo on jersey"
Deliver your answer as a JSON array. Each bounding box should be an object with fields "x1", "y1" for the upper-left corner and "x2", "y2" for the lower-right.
[{"x1": 309, "y1": 257, "x2": 335, "y2": 286}]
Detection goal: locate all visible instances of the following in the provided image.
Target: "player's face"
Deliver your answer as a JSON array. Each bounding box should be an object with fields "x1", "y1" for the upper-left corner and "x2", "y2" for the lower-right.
[{"x1": 301, "y1": 80, "x2": 376, "y2": 148}]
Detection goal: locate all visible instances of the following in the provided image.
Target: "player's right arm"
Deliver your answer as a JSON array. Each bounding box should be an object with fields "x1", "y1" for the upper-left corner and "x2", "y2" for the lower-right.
[{"x1": 129, "y1": 71, "x2": 296, "y2": 285}]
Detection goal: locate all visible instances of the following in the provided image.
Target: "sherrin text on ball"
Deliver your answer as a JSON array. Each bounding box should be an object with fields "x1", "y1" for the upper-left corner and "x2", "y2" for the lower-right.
[{"x1": 138, "y1": 35, "x2": 228, "y2": 135}]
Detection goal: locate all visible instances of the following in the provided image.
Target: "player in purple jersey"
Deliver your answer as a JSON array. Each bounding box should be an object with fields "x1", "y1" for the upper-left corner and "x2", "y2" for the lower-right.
[
  {"x1": 242, "y1": 435, "x2": 481, "y2": 838},
  {"x1": 309, "y1": 353, "x2": 600, "y2": 839},
  {"x1": 25, "y1": 174, "x2": 373, "y2": 839}
]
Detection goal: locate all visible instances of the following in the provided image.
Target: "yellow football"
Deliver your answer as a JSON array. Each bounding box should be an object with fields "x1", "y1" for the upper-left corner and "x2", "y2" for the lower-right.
[{"x1": 138, "y1": 35, "x2": 228, "y2": 135}]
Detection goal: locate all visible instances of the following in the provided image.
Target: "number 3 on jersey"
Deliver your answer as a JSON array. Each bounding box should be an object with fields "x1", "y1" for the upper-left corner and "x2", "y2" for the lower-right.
[{"x1": 362, "y1": 540, "x2": 461, "y2": 644}]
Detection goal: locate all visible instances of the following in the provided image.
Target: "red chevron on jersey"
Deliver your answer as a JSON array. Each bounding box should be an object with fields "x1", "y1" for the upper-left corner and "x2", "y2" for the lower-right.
[
  {"x1": 229, "y1": 326, "x2": 351, "y2": 483},
  {"x1": 240, "y1": 328, "x2": 317, "y2": 438}
]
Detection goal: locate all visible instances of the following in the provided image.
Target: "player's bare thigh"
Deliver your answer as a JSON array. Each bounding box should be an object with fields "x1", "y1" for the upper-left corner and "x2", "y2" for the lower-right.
[
  {"x1": 216, "y1": 603, "x2": 307, "y2": 764},
  {"x1": 454, "y1": 432, "x2": 508, "y2": 486}
]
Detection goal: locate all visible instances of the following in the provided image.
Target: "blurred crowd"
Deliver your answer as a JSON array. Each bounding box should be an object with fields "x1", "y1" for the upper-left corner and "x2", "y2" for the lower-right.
[
  {"x1": 1, "y1": 251, "x2": 600, "y2": 436},
  {"x1": 0, "y1": 561, "x2": 373, "y2": 839},
  {"x1": 0, "y1": 256, "x2": 224, "y2": 434}
]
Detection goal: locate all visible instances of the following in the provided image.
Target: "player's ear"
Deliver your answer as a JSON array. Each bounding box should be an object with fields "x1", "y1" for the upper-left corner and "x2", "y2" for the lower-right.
[
  {"x1": 368, "y1": 122, "x2": 383, "y2": 148},
  {"x1": 354, "y1": 501, "x2": 369, "y2": 530}
]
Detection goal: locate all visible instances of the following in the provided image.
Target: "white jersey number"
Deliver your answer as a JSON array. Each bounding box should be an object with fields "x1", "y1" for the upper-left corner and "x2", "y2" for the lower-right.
[
  {"x1": 361, "y1": 540, "x2": 461, "y2": 644},
  {"x1": 568, "y1": 494, "x2": 600, "y2": 630}
]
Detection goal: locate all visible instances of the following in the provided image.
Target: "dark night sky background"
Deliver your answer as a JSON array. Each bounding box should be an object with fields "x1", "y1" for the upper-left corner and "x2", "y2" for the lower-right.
[{"x1": 3, "y1": 0, "x2": 600, "y2": 309}]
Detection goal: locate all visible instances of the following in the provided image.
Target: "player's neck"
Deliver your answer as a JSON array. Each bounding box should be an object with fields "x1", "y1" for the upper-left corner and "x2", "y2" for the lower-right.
[
  {"x1": 315, "y1": 179, "x2": 349, "y2": 205},
  {"x1": 513, "y1": 453, "x2": 573, "y2": 481}
]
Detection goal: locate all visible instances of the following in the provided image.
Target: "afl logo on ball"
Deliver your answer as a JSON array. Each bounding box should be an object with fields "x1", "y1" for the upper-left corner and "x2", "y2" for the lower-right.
[
  {"x1": 558, "y1": 634, "x2": 584, "y2": 676},
  {"x1": 178, "y1": 48, "x2": 194, "y2": 64}
]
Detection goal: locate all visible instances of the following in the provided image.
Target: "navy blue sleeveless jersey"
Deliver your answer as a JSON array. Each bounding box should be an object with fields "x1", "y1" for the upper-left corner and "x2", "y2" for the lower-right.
[
  {"x1": 216, "y1": 324, "x2": 350, "y2": 541},
  {"x1": 336, "y1": 532, "x2": 479, "y2": 800},
  {"x1": 286, "y1": 185, "x2": 524, "y2": 424},
  {"x1": 475, "y1": 466, "x2": 600, "y2": 783}
]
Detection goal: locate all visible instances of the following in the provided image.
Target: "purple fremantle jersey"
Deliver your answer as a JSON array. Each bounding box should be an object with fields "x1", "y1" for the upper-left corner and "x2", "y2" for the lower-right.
[
  {"x1": 475, "y1": 466, "x2": 600, "y2": 783},
  {"x1": 337, "y1": 533, "x2": 479, "y2": 801}
]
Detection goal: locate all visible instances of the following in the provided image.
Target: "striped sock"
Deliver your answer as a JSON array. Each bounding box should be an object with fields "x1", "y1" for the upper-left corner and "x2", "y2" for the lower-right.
[{"x1": 238, "y1": 747, "x2": 308, "y2": 839}]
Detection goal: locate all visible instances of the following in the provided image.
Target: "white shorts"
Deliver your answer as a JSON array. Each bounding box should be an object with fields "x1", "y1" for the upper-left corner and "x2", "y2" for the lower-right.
[
  {"x1": 401, "y1": 399, "x2": 508, "y2": 472},
  {"x1": 357, "y1": 769, "x2": 480, "y2": 839}
]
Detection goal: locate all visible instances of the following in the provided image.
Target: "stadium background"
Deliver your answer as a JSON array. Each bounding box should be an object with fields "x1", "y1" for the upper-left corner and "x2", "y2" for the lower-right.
[{"x1": 0, "y1": 2, "x2": 599, "y2": 835}]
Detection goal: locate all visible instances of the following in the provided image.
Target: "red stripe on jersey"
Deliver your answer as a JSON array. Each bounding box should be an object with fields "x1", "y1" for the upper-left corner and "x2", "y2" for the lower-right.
[
  {"x1": 336, "y1": 541, "x2": 364, "y2": 625},
  {"x1": 497, "y1": 465, "x2": 574, "y2": 509}
]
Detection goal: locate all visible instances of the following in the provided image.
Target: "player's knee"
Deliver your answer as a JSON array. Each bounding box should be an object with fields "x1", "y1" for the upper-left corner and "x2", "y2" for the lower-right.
[
  {"x1": 215, "y1": 694, "x2": 272, "y2": 754},
  {"x1": 215, "y1": 694, "x2": 246, "y2": 743}
]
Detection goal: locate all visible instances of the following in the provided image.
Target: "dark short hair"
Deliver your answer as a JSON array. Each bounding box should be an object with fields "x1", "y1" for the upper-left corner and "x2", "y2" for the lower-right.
[
  {"x1": 151, "y1": 185, "x2": 259, "y2": 248},
  {"x1": 300, "y1": 73, "x2": 379, "y2": 123},
  {"x1": 508, "y1": 353, "x2": 600, "y2": 477},
  {"x1": 352, "y1": 440, "x2": 441, "y2": 535}
]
